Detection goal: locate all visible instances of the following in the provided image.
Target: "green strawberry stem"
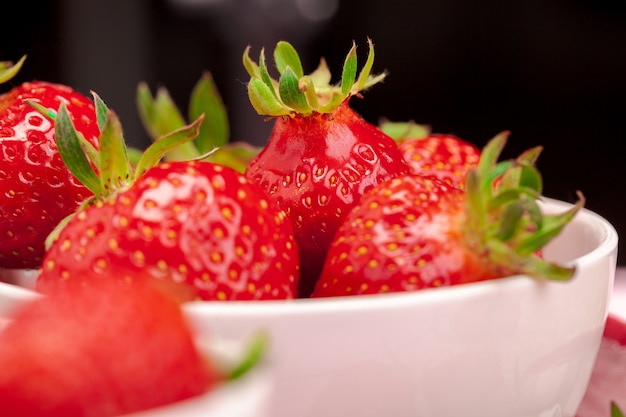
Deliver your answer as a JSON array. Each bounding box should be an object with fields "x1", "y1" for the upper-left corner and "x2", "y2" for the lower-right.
[
  {"x1": 464, "y1": 131, "x2": 584, "y2": 281},
  {"x1": 0, "y1": 55, "x2": 27, "y2": 84},
  {"x1": 244, "y1": 38, "x2": 387, "y2": 117}
]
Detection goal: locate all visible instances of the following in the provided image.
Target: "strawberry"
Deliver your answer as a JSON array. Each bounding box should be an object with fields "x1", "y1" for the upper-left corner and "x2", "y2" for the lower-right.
[
  {"x1": 312, "y1": 132, "x2": 583, "y2": 297},
  {"x1": 37, "y1": 160, "x2": 299, "y2": 300},
  {"x1": 397, "y1": 133, "x2": 481, "y2": 188},
  {"x1": 0, "y1": 277, "x2": 219, "y2": 417},
  {"x1": 0, "y1": 57, "x2": 100, "y2": 269},
  {"x1": 243, "y1": 39, "x2": 409, "y2": 297},
  {"x1": 380, "y1": 120, "x2": 480, "y2": 189},
  {"x1": 35, "y1": 97, "x2": 299, "y2": 300}
]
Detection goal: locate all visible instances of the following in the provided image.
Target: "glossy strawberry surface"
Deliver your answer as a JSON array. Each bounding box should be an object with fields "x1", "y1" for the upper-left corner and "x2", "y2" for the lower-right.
[
  {"x1": 312, "y1": 175, "x2": 489, "y2": 297},
  {"x1": 246, "y1": 101, "x2": 408, "y2": 297},
  {"x1": 0, "y1": 82, "x2": 100, "y2": 269},
  {"x1": 37, "y1": 160, "x2": 300, "y2": 301},
  {"x1": 398, "y1": 133, "x2": 480, "y2": 189},
  {"x1": 313, "y1": 134, "x2": 581, "y2": 298},
  {"x1": 0, "y1": 278, "x2": 218, "y2": 417}
]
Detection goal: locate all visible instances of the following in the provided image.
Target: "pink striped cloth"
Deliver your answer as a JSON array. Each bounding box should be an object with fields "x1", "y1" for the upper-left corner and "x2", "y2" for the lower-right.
[{"x1": 576, "y1": 314, "x2": 626, "y2": 416}]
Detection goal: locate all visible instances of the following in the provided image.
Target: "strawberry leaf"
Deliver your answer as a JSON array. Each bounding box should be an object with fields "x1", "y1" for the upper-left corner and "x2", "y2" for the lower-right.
[
  {"x1": 310, "y1": 58, "x2": 332, "y2": 86},
  {"x1": 127, "y1": 147, "x2": 144, "y2": 168},
  {"x1": 278, "y1": 67, "x2": 311, "y2": 113},
  {"x1": 489, "y1": 187, "x2": 540, "y2": 210},
  {"x1": 136, "y1": 82, "x2": 200, "y2": 161},
  {"x1": 355, "y1": 38, "x2": 375, "y2": 92},
  {"x1": 379, "y1": 120, "x2": 431, "y2": 141},
  {"x1": 465, "y1": 132, "x2": 584, "y2": 281},
  {"x1": 495, "y1": 202, "x2": 523, "y2": 241},
  {"x1": 55, "y1": 103, "x2": 102, "y2": 196},
  {"x1": 244, "y1": 40, "x2": 385, "y2": 115},
  {"x1": 517, "y1": 193, "x2": 585, "y2": 255},
  {"x1": 98, "y1": 110, "x2": 133, "y2": 196},
  {"x1": 227, "y1": 332, "x2": 267, "y2": 381},
  {"x1": 612, "y1": 402, "x2": 625, "y2": 417},
  {"x1": 300, "y1": 76, "x2": 319, "y2": 109},
  {"x1": 248, "y1": 78, "x2": 290, "y2": 116},
  {"x1": 242, "y1": 46, "x2": 261, "y2": 79},
  {"x1": 136, "y1": 83, "x2": 186, "y2": 139},
  {"x1": 135, "y1": 115, "x2": 205, "y2": 177},
  {"x1": 341, "y1": 42, "x2": 358, "y2": 96},
  {"x1": 189, "y1": 71, "x2": 229, "y2": 154},
  {"x1": 92, "y1": 91, "x2": 110, "y2": 131},
  {"x1": 319, "y1": 92, "x2": 348, "y2": 113},
  {"x1": 518, "y1": 165, "x2": 543, "y2": 192},
  {"x1": 259, "y1": 49, "x2": 278, "y2": 99},
  {"x1": 518, "y1": 255, "x2": 575, "y2": 281},
  {"x1": 204, "y1": 142, "x2": 261, "y2": 174},
  {"x1": 0, "y1": 55, "x2": 26, "y2": 84},
  {"x1": 274, "y1": 41, "x2": 303, "y2": 78},
  {"x1": 136, "y1": 82, "x2": 160, "y2": 140},
  {"x1": 154, "y1": 88, "x2": 187, "y2": 135},
  {"x1": 24, "y1": 99, "x2": 56, "y2": 120}
]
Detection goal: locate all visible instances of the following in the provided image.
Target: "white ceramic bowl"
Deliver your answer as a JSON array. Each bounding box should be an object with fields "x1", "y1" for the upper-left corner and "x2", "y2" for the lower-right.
[
  {"x1": 0, "y1": 198, "x2": 618, "y2": 417},
  {"x1": 182, "y1": 198, "x2": 618, "y2": 417}
]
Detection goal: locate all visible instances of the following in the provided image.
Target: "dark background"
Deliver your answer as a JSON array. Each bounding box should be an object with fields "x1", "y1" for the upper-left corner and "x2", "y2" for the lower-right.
[{"x1": 2, "y1": 0, "x2": 625, "y2": 263}]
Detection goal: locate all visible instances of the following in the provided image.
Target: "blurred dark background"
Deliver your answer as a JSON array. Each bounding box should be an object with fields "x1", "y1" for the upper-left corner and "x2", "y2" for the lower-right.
[{"x1": 2, "y1": 0, "x2": 625, "y2": 263}]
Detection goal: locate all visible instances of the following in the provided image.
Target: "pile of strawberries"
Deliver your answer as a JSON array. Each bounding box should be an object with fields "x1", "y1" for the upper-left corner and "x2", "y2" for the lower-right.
[
  {"x1": 0, "y1": 38, "x2": 587, "y2": 416},
  {"x1": 0, "y1": 40, "x2": 582, "y2": 301}
]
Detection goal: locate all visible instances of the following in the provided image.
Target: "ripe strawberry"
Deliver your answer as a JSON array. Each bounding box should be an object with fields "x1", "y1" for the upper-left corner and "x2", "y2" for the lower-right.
[
  {"x1": 397, "y1": 133, "x2": 481, "y2": 189},
  {"x1": 0, "y1": 58, "x2": 100, "y2": 269},
  {"x1": 312, "y1": 132, "x2": 583, "y2": 297},
  {"x1": 32, "y1": 96, "x2": 299, "y2": 300},
  {"x1": 380, "y1": 120, "x2": 480, "y2": 189},
  {"x1": 37, "y1": 159, "x2": 300, "y2": 300},
  {"x1": 243, "y1": 39, "x2": 409, "y2": 297},
  {"x1": 0, "y1": 278, "x2": 219, "y2": 417}
]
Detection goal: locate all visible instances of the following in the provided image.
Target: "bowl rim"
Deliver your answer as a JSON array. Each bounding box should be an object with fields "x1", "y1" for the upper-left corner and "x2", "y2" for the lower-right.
[{"x1": 183, "y1": 197, "x2": 619, "y2": 316}]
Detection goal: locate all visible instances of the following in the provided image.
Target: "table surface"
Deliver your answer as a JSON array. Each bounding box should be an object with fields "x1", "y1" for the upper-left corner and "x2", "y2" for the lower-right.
[{"x1": 610, "y1": 267, "x2": 626, "y2": 320}]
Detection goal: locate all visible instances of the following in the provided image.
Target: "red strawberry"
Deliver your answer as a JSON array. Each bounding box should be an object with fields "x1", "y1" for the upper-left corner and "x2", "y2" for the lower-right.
[
  {"x1": 0, "y1": 58, "x2": 100, "y2": 269},
  {"x1": 312, "y1": 132, "x2": 583, "y2": 297},
  {"x1": 397, "y1": 134, "x2": 481, "y2": 188},
  {"x1": 0, "y1": 277, "x2": 219, "y2": 417},
  {"x1": 243, "y1": 39, "x2": 409, "y2": 297},
  {"x1": 37, "y1": 159, "x2": 300, "y2": 301},
  {"x1": 380, "y1": 121, "x2": 480, "y2": 189},
  {"x1": 30, "y1": 92, "x2": 298, "y2": 300}
]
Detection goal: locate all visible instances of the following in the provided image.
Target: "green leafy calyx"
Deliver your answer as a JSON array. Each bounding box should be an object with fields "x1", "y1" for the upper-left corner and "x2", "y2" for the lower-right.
[
  {"x1": 0, "y1": 55, "x2": 26, "y2": 84},
  {"x1": 243, "y1": 38, "x2": 386, "y2": 116},
  {"x1": 28, "y1": 94, "x2": 203, "y2": 246},
  {"x1": 463, "y1": 131, "x2": 584, "y2": 281},
  {"x1": 136, "y1": 72, "x2": 259, "y2": 172}
]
